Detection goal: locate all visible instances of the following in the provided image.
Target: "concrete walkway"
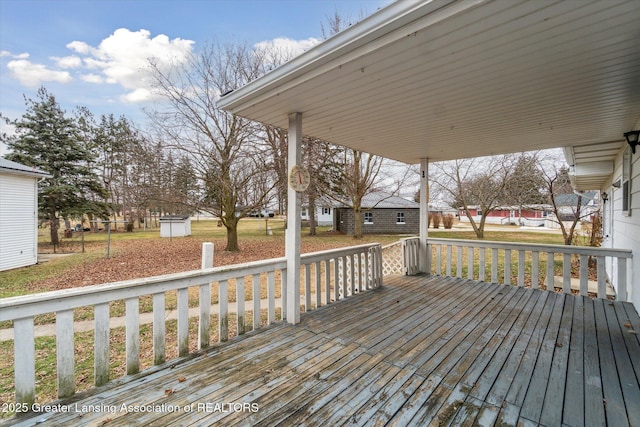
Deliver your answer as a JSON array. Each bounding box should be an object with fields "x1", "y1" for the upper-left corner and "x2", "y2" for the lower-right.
[{"x1": 0, "y1": 298, "x2": 284, "y2": 341}]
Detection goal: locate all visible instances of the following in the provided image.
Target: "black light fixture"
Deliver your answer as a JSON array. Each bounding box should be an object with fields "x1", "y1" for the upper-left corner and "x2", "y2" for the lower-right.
[
  {"x1": 624, "y1": 130, "x2": 640, "y2": 154},
  {"x1": 601, "y1": 192, "x2": 609, "y2": 203}
]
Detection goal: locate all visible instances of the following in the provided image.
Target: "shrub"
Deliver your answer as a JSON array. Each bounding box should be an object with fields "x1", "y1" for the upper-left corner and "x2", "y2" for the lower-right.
[
  {"x1": 442, "y1": 214, "x2": 454, "y2": 229},
  {"x1": 432, "y1": 213, "x2": 442, "y2": 229}
]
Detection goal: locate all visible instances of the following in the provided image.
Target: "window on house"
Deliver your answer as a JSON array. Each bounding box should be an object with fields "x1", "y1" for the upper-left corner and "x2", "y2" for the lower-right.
[
  {"x1": 364, "y1": 212, "x2": 373, "y2": 224},
  {"x1": 396, "y1": 212, "x2": 406, "y2": 224},
  {"x1": 301, "y1": 207, "x2": 308, "y2": 216},
  {"x1": 322, "y1": 207, "x2": 331, "y2": 215},
  {"x1": 623, "y1": 147, "x2": 631, "y2": 215}
]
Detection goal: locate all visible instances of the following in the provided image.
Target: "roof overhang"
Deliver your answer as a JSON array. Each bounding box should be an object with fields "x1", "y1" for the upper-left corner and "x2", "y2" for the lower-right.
[
  {"x1": 563, "y1": 141, "x2": 620, "y2": 191},
  {"x1": 0, "y1": 158, "x2": 51, "y2": 179},
  {"x1": 218, "y1": 0, "x2": 640, "y2": 188}
]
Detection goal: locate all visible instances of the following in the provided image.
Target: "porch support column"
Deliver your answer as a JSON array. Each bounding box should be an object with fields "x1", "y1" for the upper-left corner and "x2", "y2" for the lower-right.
[
  {"x1": 419, "y1": 158, "x2": 430, "y2": 273},
  {"x1": 286, "y1": 112, "x2": 302, "y2": 324}
]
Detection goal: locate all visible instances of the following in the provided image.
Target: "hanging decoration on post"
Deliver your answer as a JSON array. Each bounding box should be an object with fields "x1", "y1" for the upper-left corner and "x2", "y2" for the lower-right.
[{"x1": 288, "y1": 164, "x2": 310, "y2": 192}]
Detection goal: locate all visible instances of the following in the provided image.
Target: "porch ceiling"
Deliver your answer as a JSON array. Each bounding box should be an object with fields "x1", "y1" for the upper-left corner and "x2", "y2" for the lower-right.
[{"x1": 218, "y1": 0, "x2": 640, "y2": 173}]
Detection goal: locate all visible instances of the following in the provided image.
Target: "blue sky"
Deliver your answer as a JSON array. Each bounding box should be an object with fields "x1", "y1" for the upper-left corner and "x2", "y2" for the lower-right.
[{"x1": 0, "y1": 0, "x2": 390, "y2": 154}]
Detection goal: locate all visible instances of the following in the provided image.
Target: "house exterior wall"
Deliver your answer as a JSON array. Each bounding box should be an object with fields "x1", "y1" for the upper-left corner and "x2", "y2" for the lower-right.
[
  {"x1": 458, "y1": 208, "x2": 546, "y2": 226},
  {"x1": 301, "y1": 206, "x2": 333, "y2": 226},
  {"x1": 336, "y1": 208, "x2": 419, "y2": 234},
  {"x1": 0, "y1": 172, "x2": 39, "y2": 271},
  {"x1": 604, "y1": 146, "x2": 640, "y2": 309}
]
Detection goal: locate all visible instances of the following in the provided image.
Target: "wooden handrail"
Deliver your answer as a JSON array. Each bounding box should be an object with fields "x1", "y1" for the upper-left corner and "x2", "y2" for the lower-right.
[{"x1": 400, "y1": 236, "x2": 631, "y2": 302}]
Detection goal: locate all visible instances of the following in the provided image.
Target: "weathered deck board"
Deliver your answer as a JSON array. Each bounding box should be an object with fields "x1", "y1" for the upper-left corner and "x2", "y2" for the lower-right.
[
  {"x1": 5, "y1": 275, "x2": 640, "y2": 427},
  {"x1": 583, "y1": 297, "x2": 607, "y2": 425},
  {"x1": 519, "y1": 293, "x2": 567, "y2": 423},
  {"x1": 563, "y1": 294, "x2": 585, "y2": 426},
  {"x1": 594, "y1": 298, "x2": 628, "y2": 427},
  {"x1": 539, "y1": 294, "x2": 576, "y2": 425},
  {"x1": 605, "y1": 300, "x2": 640, "y2": 427}
]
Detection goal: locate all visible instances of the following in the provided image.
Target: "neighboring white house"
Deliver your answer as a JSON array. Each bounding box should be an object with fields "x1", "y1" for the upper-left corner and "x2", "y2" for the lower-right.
[
  {"x1": 0, "y1": 158, "x2": 50, "y2": 271},
  {"x1": 428, "y1": 202, "x2": 457, "y2": 217},
  {"x1": 301, "y1": 203, "x2": 333, "y2": 227}
]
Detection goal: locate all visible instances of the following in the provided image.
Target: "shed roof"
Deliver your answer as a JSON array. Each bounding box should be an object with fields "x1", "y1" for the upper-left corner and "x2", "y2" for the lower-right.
[
  {"x1": 0, "y1": 157, "x2": 51, "y2": 178},
  {"x1": 159, "y1": 215, "x2": 190, "y2": 221}
]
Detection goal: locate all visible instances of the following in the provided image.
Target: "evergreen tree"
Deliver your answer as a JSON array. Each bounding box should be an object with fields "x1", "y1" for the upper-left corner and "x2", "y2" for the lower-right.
[{"x1": 2, "y1": 87, "x2": 109, "y2": 246}]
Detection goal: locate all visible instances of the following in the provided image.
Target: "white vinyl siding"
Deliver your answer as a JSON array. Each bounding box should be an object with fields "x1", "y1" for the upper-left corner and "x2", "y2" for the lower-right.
[
  {"x1": 0, "y1": 172, "x2": 38, "y2": 271},
  {"x1": 607, "y1": 146, "x2": 640, "y2": 309}
]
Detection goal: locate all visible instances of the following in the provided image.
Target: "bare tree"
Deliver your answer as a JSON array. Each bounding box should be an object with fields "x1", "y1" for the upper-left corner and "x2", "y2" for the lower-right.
[
  {"x1": 261, "y1": 125, "x2": 288, "y2": 215},
  {"x1": 432, "y1": 156, "x2": 516, "y2": 238},
  {"x1": 148, "y1": 42, "x2": 274, "y2": 251},
  {"x1": 331, "y1": 149, "x2": 384, "y2": 238},
  {"x1": 302, "y1": 137, "x2": 343, "y2": 235},
  {"x1": 542, "y1": 165, "x2": 592, "y2": 245},
  {"x1": 317, "y1": 10, "x2": 395, "y2": 239}
]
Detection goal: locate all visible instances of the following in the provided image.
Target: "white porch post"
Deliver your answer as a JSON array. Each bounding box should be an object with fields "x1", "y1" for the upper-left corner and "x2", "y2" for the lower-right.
[
  {"x1": 419, "y1": 158, "x2": 430, "y2": 273},
  {"x1": 286, "y1": 112, "x2": 302, "y2": 324}
]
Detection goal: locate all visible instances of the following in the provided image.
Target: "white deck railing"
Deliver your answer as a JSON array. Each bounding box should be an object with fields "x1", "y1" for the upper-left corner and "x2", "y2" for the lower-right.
[
  {"x1": 401, "y1": 237, "x2": 632, "y2": 301},
  {"x1": 0, "y1": 243, "x2": 382, "y2": 407}
]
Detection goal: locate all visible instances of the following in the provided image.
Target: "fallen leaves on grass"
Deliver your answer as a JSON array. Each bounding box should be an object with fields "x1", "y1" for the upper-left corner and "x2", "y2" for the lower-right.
[
  {"x1": 29, "y1": 235, "x2": 364, "y2": 293},
  {"x1": 29, "y1": 238, "x2": 285, "y2": 292}
]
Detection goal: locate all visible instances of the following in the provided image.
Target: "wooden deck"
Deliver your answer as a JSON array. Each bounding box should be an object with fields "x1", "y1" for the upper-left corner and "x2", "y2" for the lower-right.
[{"x1": 8, "y1": 275, "x2": 640, "y2": 426}]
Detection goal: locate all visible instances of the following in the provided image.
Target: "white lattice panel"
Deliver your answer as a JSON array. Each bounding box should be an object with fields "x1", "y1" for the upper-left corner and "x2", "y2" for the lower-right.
[{"x1": 382, "y1": 241, "x2": 404, "y2": 276}]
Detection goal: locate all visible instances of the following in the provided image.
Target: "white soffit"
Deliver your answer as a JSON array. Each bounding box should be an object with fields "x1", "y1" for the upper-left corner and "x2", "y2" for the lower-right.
[
  {"x1": 565, "y1": 141, "x2": 621, "y2": 191},
  {"x1": 218, "y1": 0, "x2": 640, "y2": 165}
]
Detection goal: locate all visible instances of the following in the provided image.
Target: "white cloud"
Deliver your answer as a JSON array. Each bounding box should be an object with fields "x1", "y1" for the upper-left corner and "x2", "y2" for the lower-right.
[
  {"x1": 1, "y1": 51, "x2": 29, "y2": 59},
  {"x1": 3, "y1": 30, "x2": 195, "y2": 102},
  {"x1": 66, "y1": 28, "x2": 195, "y2": 103},
  {"x1": 121, "y1": 87, "x2": 153, "y2": 103},
  {"x1": 83, "y1": 57, "x2": 109, "y2": 71},
  {"x1": 6, "y1": 59, "x2": 72, "y2": 87},
  {"x1": 254, "y1": 37, "x2": 320, "y2": 65},
  {"x1": 80, "y1": 73, "x2": 104, "y2": 84},
  {"x1": 52, "y1": 55, "x2": 82, "y2": 68},
  {"x1": 66, "y1": 41, "x2": 93, "y2": 55}
]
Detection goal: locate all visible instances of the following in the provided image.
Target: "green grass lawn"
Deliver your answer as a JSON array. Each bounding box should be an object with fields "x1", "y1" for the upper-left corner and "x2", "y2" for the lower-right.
[{"x1": 427, "y1": 229, "x2": 565, "y2": 245}]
